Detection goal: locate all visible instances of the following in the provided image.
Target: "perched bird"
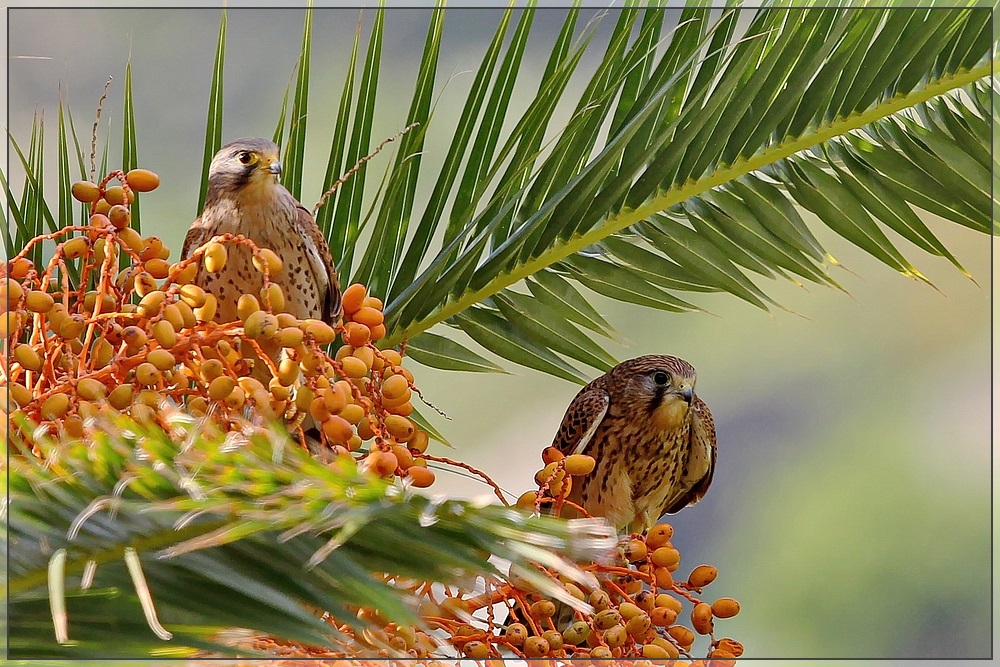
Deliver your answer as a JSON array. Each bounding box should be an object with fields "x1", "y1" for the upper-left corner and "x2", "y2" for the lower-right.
[
  {"x1": 505, "y1": 355, "x2": 716, "y2": 630},
  {"x1": 552, "y1": 355, "x2": 716, "y2": 534},
  {"x1": 182, "y1": 139, "x2": 341, "y2": 442},
  {"x1": 181, "y1": 137, "x2": 341, "y2": 328}
]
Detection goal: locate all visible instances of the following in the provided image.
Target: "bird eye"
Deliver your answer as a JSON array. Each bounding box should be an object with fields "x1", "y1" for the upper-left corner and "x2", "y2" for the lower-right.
[
  {"x1": 237, "y1": 151, "x2": 253, "y2": 165},
  {"x1": 653, "y1": 371, "x2": 670, "y2": 385}
]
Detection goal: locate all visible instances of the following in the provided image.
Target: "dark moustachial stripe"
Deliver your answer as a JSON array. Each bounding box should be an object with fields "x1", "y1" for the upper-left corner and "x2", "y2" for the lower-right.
[
  {"x1": 233, "y1": 163, "x2": 254, "y2": 190},
  {"x1": 206, "y1": 156, "x2": 254, "y2": 199},
  {"x1": 648, "y1": 384, "x2": 667, "y2": 414}
]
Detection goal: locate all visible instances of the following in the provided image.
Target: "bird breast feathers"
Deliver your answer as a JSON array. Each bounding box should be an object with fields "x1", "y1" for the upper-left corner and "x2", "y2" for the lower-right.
[{"x1": 652, "y1": 395, "x2": 691, "y2": 432}]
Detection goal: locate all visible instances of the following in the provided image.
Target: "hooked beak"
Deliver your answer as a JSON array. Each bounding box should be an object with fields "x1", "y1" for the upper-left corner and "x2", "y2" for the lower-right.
[
  {"x1": 679, "y1": 384, "x2": 693, "y2": 404},
  {"x1": 264, "y1": 159, "x2": 282, "y2": 176}
]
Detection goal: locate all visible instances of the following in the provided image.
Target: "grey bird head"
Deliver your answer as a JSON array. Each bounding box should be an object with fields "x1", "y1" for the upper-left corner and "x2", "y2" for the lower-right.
[{"x1": 206, "y1": 137, "x2": 283, "y2": 202}]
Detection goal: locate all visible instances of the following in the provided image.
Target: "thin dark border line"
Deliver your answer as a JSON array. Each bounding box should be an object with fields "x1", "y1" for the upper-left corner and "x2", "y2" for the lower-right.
[{"x1": 6, "y1": 6, "x2": 11, "y2": 661}]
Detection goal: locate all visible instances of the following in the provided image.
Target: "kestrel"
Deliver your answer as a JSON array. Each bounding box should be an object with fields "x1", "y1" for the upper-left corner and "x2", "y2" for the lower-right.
[
  {"x1": 553, "y1": 355, "x2": 716, "y2": 534},
  {"x1": 181, "y1": 138, "x2": 341, "y2": 329}
]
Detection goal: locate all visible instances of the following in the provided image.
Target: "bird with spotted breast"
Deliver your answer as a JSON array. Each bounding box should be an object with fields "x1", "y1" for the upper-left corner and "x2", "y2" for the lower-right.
[
  {"x1": 504, "y1": 354, "x2": 716, "y2": 629},
  {"x1": 182, "y1": 138, "x2": 341, "y2": 329},
  {"x1": 552, "y1": 355, "x2": 716, "y2": 535},
  {"x1": 182, "y1": 139, "x2": 341, "y2": 438}
]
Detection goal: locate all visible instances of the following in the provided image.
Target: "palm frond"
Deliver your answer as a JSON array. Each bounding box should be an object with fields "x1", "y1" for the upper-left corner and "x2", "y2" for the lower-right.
[
  {"x1": 317, "y1": 4, "x2": 992, "y2": 382},
  {"x1": 5, "y1": 412, "x2": 614, "y2": 658},
  {"x1": 56, "y1": 97, "x2": 74, "y2": 241},
  {"x1": 7, "y1": 95, "x2": 101, "y2": 285}
]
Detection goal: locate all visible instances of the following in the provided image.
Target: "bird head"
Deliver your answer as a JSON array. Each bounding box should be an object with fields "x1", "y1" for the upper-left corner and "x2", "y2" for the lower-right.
[
  {"x1": 613, "y1": 355, "x2": 697, "y2": 431},
  {"x1": 207, "y1": 138, "x2": 283, "y2": 204}
]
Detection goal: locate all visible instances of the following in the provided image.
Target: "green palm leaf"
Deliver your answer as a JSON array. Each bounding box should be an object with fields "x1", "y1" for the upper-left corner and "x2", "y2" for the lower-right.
[
  {"x1": 5, "y1": 413, "x2": 614, "y2": 658},
  {"x1": 343, "y1": 4, "x2": 993, "y2": 382},
  {"x1": 196, "y1": 9, "x2": 226, "y2": 215},
  {"x1": 175, "y1": 6, "x2": 991, "y2": 381}
]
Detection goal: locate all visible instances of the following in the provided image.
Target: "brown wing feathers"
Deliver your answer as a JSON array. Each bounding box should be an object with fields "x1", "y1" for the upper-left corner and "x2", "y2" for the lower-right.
[
  {"x1": 553, "y1": 384, "x2": 610, "y2": 457},
  {"x1": 295, "y1": 205, "x2": 342, "y2": 325}
]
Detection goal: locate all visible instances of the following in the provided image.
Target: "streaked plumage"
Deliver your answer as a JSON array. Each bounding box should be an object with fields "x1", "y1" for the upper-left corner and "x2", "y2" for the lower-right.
[
  {"x1": 553, "y1": 355, "x2": 716, "y2": 534},
  {"x1": 181, "y1": 138, "x2": 341, "y2": 327}
]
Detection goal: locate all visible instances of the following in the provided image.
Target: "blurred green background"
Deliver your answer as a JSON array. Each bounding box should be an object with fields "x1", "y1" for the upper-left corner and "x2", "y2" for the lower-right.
[{"x1": 6, "y1": 5, "x2": 991, "y2": 660}]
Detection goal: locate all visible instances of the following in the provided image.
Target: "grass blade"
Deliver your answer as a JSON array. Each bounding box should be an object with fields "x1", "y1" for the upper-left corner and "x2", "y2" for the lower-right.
[
  {"x1": 354, "y1": 5, "x2": 444, "y2": 297},
  {"x1": 318, "y1": 13, "x2": 362, "y2": 247},
  {"x1": 332, "y1": 9, "x2": 384, "y2": 275},
  {"x1": 282, "y1": 8, "x2": 312, "y2": 201},
  {"x1": 271, "y1": 70, "x2": 294, "y2": 148},
  {"x1": 122, "y1": 58, "x2": 140, "y2": 231},
  {"x1": 57, "y1": 96, "x2": 73, "y2": 231},
  {"x1": 197, "y1": 10, "x2": 227, "y2": 215}
]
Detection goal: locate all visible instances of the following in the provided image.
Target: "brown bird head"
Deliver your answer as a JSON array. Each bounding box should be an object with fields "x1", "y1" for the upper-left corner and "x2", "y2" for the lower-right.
[
  {"x1": 608, "y1": 354, "x2": 697, "y2": 431},
  {"x1": 207, "y1": 138, "x2": 283, "y2": 204}
]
